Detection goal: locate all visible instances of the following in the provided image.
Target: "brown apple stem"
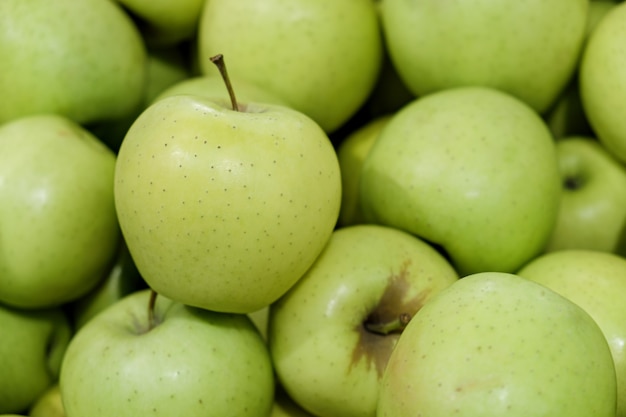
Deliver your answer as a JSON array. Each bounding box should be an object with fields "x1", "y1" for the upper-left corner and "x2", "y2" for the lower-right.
[
  {"x1": 365, "y1": 313, "x2": 412, "y2": 335},
  {"x1": 147, "y1": 289, "x2": 158, "y2": 331},
  {"x1": 210, "y1": 53, "x2": 239, "y2": 112}
]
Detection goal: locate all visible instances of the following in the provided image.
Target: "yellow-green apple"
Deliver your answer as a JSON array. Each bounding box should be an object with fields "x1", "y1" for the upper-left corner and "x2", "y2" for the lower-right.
[
  {"x1": 377, "y1": 272, "x2": 617, "y2": 417},
  {"x1": 337, "y1": 116, "x2": 391, "y2": 227},
  {"x1": 28, "y1": 384, "x2": 64, "y2": 417},
  {"x1": 59, "y1": 290, "x2": 274, "y2": 417},
  {"x1": 544, "y1": 137, "x2": 626, "y2": 253},
  {"x1": 0, "y1": 304, "x2": 71, "y2": 414},
  {"x1": 580, "y1": 2, "x2": 626, "y2": 163},
  {"x1": 0, "y1": 115, "x2": 119, "y2": 309},
  {"x1": 114, "y1": 88, "x2": 341, "y2": 313},
  {"x1": 360, "y1": 87, "x2": 561, "y2": 275},
  {"x1": 380, "y1": 0, "x2": 588, "y2": 114},
  {"x1": 114, "y1": 0, "x2": 206, "y2": 46},
  {"x1": 197, "y1": 0, "x2": 383, "y2": 133},
  {"x1": 0, "y1": 0, "x2": 147, "y2": 125},
  {"x1": 268, "y1": 224, "x2": 458, "y2": 417},
  {"x1": 518, "y1": 249, "x2": 626, "y2": 417}
]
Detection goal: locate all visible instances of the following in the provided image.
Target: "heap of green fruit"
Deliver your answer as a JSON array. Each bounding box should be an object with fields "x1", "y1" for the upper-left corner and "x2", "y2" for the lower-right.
[{"x1": 1, "y1": 0, "x2": 626, "y2": 417}]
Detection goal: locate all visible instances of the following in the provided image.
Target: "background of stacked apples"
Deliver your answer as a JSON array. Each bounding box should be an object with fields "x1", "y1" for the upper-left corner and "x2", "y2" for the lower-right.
[{"x1": 2, "y1": 0, "x2": 626, "y2": 416}]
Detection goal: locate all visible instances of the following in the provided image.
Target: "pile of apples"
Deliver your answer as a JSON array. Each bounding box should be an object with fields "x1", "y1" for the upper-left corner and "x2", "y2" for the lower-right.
[{"x1": 2, "y1": 0, "x2": 626, "y2": 416}]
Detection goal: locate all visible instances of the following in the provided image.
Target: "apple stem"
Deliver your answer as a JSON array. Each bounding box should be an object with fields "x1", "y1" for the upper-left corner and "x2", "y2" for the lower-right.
[
  {"x1": 210, "y1": 54, "x2": 240, "y2": 112},
  {"x1": 365, "y1": 313, "x2": 412, "y2": 335},
  {"x1": 147, "y1": 289, "x2": 158, "y2": 331}
]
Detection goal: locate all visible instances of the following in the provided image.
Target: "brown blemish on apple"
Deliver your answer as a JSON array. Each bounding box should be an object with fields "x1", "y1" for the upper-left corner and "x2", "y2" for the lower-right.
[{"x1": 349, "y1": 260, "x2": 431, "y2": 378}]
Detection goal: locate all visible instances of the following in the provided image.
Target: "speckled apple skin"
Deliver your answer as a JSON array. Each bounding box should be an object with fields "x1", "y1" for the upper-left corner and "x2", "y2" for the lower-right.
[
  {"x1": 114, "y1": 95, "x2": 341, "y2": 313},
  {"x1": 378, "y1": 272, "x2": 617, "y2": 417}
]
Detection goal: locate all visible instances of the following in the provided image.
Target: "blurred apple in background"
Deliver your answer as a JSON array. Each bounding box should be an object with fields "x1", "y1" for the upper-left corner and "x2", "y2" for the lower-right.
[
  {"x1": 580, "y1": 2, "x2": 626, "y2": 163},
  {"x1": 114, "y1": 0, "x2": 206, "y2": 46},
  {"x1": 518, "y1": 250, "x2": 626, "y2": 417},
  {"x1": 380, "y1": 0, "x2": 588, "y2": 114},
  {"x1": 378, "y1": 272, "x2": 617, "y2": 417},
  {"x1": 0, "y1": 0, "x2": 147, "y2": 125},
  {"x1": 360, "y1": 87, "x2": 561, "y2": 275},
  {"x1": 544, "y1": 137, "x2": 626, "y2": 254},
  {"x1": 60, "y1": 290, "x2": 274, "y2": 417},
  {"x1": 269, "y1": 224, "x2": 458, "y2": 417},
  {"x1": 336, "y1": 116, "x2": 391, "y2": 227},
  {"x1": 0, "y1": 304, "x2": 71, "y2": 415},
  {"x1": 197, "y1": 0, "x2": 383, "y2": 133},
  {"x1": 0, "y1": 115, "x2": 119, "y2": 309},
  {"x1": 114, "y1": 89, "x2": 341, "y2": 313},
  {"x1": 29, "y1": 384, "x2": 64, "y2": 417}
]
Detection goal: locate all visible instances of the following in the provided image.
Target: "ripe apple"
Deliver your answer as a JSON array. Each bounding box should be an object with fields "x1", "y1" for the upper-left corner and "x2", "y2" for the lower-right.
[
  {"x1": 336, "y1": 116, "x2": 391, "y2": 227},
  {"x1": 28, "y1": 384, "x2": 64, "y2": 417},
  {"x1": 360, "y1": 86, "x2": 561, "y2": 275},
  {"x1": 380, "y1": 0, "x2": 588, "y2": 113},
  {"x1": 0, "y1": 304, "x2": 71, "y2": 414},
  {"x1": 0, "y1": 0, "x2": 147, "y2": 125},
  {"x1": 518, "y1": 249, "x2": 626, "y2": 417},
  {"x1": 60, "y1": 289, "x2": 275, "y2": 417},
  {"x1": 377, "y1": 272, "x2": 617, "y2": 417},
  {"x1": 0, "y1": 114, "x2": 120, "y2": 309},
  {"x1": 114, "y1": 68, "x2": 342, "y2": 313},
  {"x1": 544, "y1": 136, "x2": 626, "y2": 253},
  {"x1": 580, "y1": 2, "x2": 626, "y2": 162},
  {"x1": 196, "y1": 0, "x2": 383, "y2": 133},
  {"x1": 269, "y1": 224, "x2": 458, "y2": 417}
]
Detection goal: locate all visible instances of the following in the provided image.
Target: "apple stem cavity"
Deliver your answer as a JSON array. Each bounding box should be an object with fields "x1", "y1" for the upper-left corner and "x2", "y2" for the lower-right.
[
  {"x1": 365, "y1": 312, "x2": 412, "y2": 335},
  {"x1": 210, "y1": 53, "x2": 240, "y2": 112},
  {"x1": 147, "y1": 289, "x2": 158, "y2": 331}
]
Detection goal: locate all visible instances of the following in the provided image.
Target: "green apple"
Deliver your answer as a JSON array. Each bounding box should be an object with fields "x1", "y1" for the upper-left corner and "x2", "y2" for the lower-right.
[
  {"x1": 544, "y1": 137, "x2": 626, "y2": 253},
  {"x1": 360, "y1": 86, "x2": 561, "y2": 275},
  {"x1": 28, "y1": 384, "x2": 64, "y2": 417},
  {"x1": 71, "y1": 241, "x2": 146, "y2": 330},
  {"x1": 114, "y1": 0, "x2": 206, "y2": 46},
  {"x1": 518, "y1": 250, "x2": 626, "y2": 417},
  {"x1": 587, "y1": 1, "x2": 619, "y2": 38},
  {"x1": 59, "y1": 289, "x2": 275, "y2": 417},
  {"x1": 0, "y1": 304, "x2": 71, "y2": 414},
  {"x1": 0, "y1": 0, "x2": 147, "y2": 125},
  {"x1": 154, "y1": 75, "x2": 289, "y2": 107},
  {"x1": 114, "y1": 91, "x2": 341, "y2": 313},
  {"x1": 269, "y1": 224, "x2": 458, "y2": 417},
  {"x1": 197, "y1": 0, "x2": 383, "y2": 133},
  {"x1": 580, "y1": 2, "x2": 626, "y2": 163},
  {"x1": 0, "y1": 115, "x2": 119, "y2": 309},
  {"x1": 377, "y1": 272, "x2": 617, "y2": 417},
  {"x1": 543, "y1": 81, "x2": 593, "y2": 140},
  {"x1": 380, "y1": 0, "x2": 588, "y2": 113},
  {"x1": 337, "y1": 116, "x2": 391, "y2": 227}
]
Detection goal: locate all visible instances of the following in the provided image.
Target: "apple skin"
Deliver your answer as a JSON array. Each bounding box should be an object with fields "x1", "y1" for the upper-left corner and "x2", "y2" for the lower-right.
[
  {"x1": 59, "y1": 289, "x2": 275, "y2": 417},
  {"x1": 197, "y1": 0, "x2": 382, "y2": 133},
  {"x1": 544, "y1": 136, "x2": 626, "y2": 254},
  {"x1": 336, "y1": 116, "x2": 391, "y2": 227},
  {"x1": 0, "y1": 114, "x2": 120, "y2": 309},
  {"x1": 0, "y1": 304, "x2": 71, "y2": 414},
  {"x1": 0, "y1": 0, "x2": 147, "y2": 125},
  {"x1": 380, "y1": 0, "x2": 588, "y2": 113},
  {"x1": 269, "y1": 224, "x2": 458, "y2": 417},
  {"x1": 377, "y1": 272, "x2": 617, "y2": 417},
  {"x1": 360, "y1": 86, "x2": 561, "y2": 276},
  {"x1": 517, "y1": 249, "x2": 626, "y2": 417},
  {"x1": 580, "y1": 2, "x2": 626, "y2": 163},
  {"x1": 114, "y1": 94, "x2": 341, "y2": 313}
]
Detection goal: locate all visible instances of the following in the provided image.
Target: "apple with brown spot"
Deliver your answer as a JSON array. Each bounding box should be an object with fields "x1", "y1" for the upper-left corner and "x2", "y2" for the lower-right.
[{"x1": 268, "y1": 224, "x2": 458, "y2": 417}]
